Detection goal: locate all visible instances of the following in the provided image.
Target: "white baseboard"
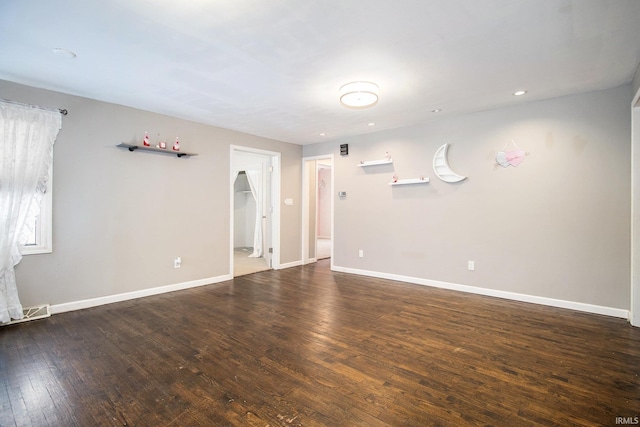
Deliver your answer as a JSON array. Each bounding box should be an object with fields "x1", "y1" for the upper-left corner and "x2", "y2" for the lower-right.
[
  {"x1": 50, "y1": 274, "x2": 233, "y2": 315},
  {"x1": 277, "y1": 260, "x2": 303, "y2": 270},
  {"x1": 47, "y1": 265, "x2": 629, "y2": 320},
  {"x1": 332, "y1": 265, "x2": 629, "y2": 319}
]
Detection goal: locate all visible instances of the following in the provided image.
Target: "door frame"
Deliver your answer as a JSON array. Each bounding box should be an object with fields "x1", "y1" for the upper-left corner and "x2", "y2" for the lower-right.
[
  {"x1": 631, "y1": 88, "x2": 640, "y2": 326},
  {"x1": 302, "y1": 154, "x2": 334, "y2": 268},
  {"x1": 230, "y1": 145, "x2": 281, "y2": 275}
]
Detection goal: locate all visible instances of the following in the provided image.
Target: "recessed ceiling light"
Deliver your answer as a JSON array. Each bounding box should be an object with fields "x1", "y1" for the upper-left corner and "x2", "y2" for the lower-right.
[
  {"x1": 319, "y1": 133, "x2": 326, "y2": 136},
  {"x1": 431, "y1": 109, "x2": 441, "y2": 113},
  {"x1": 340, "y1": 81, "x2": 379, "y2": 109},
  {"x1": 368, "y1": 122, "x2": 375, "y2": 126},
  {"x1": 52, "y1": 48, "x2": 77, "y2": 59},
  {"x1": 513, "y1": 90, "x2": 527, "y2": 96}
]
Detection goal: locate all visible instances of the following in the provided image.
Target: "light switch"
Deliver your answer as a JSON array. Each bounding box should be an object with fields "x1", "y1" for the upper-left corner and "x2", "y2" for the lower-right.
[{"x1": 284, "y1": 198, "x2": 294, "y2": 206}]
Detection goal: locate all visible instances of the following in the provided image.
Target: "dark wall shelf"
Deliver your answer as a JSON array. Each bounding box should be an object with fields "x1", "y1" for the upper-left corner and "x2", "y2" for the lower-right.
[{"x1": 117, "y1": 143, "x2": 197, "y2": 158}]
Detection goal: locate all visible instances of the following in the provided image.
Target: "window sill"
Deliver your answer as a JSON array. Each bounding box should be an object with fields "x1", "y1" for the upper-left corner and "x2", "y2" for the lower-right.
[{"x1": 20, "y1": 246, "x2": 52, "y2": 256}]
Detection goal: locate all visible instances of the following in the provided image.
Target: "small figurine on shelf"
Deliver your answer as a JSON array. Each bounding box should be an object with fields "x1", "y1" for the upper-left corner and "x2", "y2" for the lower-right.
[
  {"x1": 172, "y1": 137, "x2": 180, "y2": 152},
  {"x1": 143, "y1": 132, "x2": 150, "y2": 147},
  {"x1": 392, "y1": 174, "x2": 398, "y2": 183},
  {"x1": 385, "y1": 151, "x2": 392, "y2": 161},
  {"x1": 157, "y1": 141, "x2": 167, "y2": 149}
]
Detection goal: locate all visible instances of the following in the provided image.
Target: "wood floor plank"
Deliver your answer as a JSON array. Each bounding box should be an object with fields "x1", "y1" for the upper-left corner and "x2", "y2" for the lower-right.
[{"x1": 1, "y1": 260, "x2": 639, "y2": 426}]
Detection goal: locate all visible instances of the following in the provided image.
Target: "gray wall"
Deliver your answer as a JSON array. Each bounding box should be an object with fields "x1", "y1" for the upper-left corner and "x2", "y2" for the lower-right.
[
  {"x1": 4, "y1": 79, "x2": 632, "y2": 313},
  {"x1": 2, "y1": 80, "x2": 302, "y2": 308},
  {"x1": 304, "y1": 85, "x2": 632, "y2": 310}
]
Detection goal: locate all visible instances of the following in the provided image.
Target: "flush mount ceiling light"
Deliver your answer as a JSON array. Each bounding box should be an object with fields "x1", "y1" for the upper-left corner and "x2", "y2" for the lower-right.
[
  {"x1": 513, "y1": 90, "x2": 527, "y2": 96},
  {"x1": 340, "y1": 81, "x2": 379, "y2": 109}
]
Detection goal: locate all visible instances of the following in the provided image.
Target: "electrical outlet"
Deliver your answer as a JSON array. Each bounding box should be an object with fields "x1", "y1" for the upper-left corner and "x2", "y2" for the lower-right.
[
  {"x1": 468, "y1": 260, "x2": 475, "y2": 271},
  {"x1": 359, "y1": 249, "x2": 364, "y2": 258},
  {"x1": 174, "y1": 257, "x2": 182, "y2": 269}
]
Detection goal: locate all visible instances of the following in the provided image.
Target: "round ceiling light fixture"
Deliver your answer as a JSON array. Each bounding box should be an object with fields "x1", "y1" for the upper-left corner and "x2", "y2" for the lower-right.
[{"x1": 340, "y1": 81, "x2": 379, "y2": 109}]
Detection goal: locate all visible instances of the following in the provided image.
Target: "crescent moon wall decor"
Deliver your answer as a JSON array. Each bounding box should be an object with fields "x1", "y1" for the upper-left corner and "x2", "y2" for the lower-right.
[{"x1": 432, "y1": 143, "x2": 467, "y2": 183}]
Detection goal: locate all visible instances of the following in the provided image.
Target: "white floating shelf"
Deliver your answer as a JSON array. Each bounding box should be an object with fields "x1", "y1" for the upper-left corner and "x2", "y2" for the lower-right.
[
  {"x1": 358, "y1": 158, "x2": 393, "y2": 167},
  {"x1": 389, "y1": 178, "x2": 429, "y2": 186}
]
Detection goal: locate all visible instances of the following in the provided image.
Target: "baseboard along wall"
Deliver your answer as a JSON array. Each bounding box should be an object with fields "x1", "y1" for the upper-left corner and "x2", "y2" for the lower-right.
[
  {"x1": 331, "y1": 265, "x2": 629, "y2": 320},
  {"x1": 47, "y1": 262, "x2": 628, "y2": 321},
  {"x1": 50, "y1": 274, "x2": 233, "y2": 315}
]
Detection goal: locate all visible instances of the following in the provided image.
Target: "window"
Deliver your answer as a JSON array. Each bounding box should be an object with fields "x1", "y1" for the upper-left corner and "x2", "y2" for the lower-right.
[{"x1": 20, "y1": 166, "x2": 53, "y2": 255}]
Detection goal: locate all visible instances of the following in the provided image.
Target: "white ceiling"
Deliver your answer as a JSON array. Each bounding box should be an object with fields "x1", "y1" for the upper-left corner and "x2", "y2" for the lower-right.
[{"x1": 1, "y1": 0, "x2": 640, "y2": 145}]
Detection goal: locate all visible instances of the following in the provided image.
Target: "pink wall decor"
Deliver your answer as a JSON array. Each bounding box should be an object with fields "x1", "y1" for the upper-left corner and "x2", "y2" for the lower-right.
[{"x1": 496, "y1": 140, "x2": 527, "y2": 167}]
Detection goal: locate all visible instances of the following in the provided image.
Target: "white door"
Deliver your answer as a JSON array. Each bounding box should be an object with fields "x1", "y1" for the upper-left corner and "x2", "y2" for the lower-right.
[
  {"x1": 262, "y1": 159, "x2": 273, "y2": 267},
  {"x1": 302, "y1": 155, "x2": 334, "y2": 266}
]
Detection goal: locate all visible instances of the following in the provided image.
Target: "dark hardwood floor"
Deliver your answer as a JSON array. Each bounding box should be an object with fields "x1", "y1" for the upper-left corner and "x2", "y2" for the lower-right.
[{"x1": 1, "y1": 260, "x2": 639, "y2": 426}]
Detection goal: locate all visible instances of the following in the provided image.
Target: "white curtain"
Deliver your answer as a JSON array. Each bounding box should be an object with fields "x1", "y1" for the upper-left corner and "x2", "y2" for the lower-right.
[
  {"x1": 0, "y1": 101, "x2": 62, "y2": 323},
  {"x1": 245, "y1": 169, "x2": 263, "y2": 258}
]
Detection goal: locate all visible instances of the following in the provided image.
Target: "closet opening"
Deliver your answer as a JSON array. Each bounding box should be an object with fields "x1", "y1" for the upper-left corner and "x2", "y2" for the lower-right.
[
  {"x1": 231, "y1": 146, "x2": 281, "y2": 277},
  {"x1": 233, "y1": 171, "x2": 269, "y2": 276}
]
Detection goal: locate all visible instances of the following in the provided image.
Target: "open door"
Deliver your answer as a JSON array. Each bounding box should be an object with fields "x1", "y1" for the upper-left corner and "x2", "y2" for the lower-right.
[
  {"x1": 302, "y1": 155, "x2": 334, "y2": 267},
  {"x1": 231, "y1": 146, "x2": 281, "y2": 277}
]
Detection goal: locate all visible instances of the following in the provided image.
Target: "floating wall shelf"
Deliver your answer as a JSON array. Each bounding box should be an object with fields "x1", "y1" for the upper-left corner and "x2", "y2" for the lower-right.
[
  {"x1": 358, "y1": 158, "x2": 393, "y2": 167},
  {"x1": 117, "y1": 143, "x2": 197, "y2": 158},
  {"x1": 389, "y1": 178, "x2": 429, "y2": 186}
]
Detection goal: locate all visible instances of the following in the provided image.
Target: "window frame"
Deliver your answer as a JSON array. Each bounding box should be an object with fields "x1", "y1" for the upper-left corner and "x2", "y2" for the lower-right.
[{"x1": 20, "y1": 166, "x2": 53, "y2": 255}]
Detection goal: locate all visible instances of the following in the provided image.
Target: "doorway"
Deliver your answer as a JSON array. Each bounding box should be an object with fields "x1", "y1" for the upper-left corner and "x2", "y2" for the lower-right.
[
  {"x1": 231, "y1": 146, "x2": 281, "y2": 277},
  {"x1": 302, "y1": 155, "x2": 334, "y2": 267}
]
